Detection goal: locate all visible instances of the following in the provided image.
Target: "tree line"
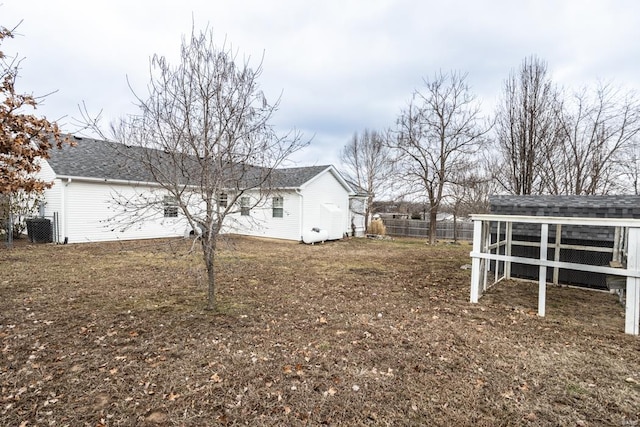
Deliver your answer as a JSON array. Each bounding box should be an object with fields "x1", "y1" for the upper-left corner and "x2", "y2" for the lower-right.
[{"x1": 341, "y1": 56, "x2": 640, "y2": 243}]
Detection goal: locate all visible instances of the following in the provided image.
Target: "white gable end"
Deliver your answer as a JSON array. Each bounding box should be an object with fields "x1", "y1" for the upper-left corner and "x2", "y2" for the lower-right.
[{"x1": 300, "y1": 169, "x2": 350, "y2": 240}]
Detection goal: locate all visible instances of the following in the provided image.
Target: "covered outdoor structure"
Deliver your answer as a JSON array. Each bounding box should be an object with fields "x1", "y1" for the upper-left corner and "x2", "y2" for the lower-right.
[{"x1": 469, "y1": 214, "x2": 640, "y2": 335}]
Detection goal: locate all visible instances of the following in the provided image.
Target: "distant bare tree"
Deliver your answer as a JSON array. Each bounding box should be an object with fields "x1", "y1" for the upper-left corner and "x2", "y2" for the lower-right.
[
  {"x1": 340, "y1": 129, "x2": 392, "y2": 231},
  {"x1": 392, "y1": 71, "x2": 488, "y2": 244},
  {"x1": 494, "y1": 55, "x2": 560, "y2": 195},
  {"x1": 619, "y1": 137, "x2": 640, "y2": 195},
  {"x1": 551, "y1": 83, "x2": 640, "y2": 195},
  {"x1": 82, "y1": 27, "x2": 305, "y2": 310},
  {"x1": 447, "y1": 161, "x2": 496, "y2": 241}
]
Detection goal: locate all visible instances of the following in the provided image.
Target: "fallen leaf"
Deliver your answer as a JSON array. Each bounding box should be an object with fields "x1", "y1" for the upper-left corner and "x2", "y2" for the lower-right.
[{"x1": 146, "y1": 411, "x2": 167, "y2": 424}]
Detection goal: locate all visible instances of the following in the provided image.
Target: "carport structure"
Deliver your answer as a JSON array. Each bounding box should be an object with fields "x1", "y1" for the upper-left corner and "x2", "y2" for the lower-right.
[{"x1": 469, "y1": 214, "x2": 640, "y2": 335}]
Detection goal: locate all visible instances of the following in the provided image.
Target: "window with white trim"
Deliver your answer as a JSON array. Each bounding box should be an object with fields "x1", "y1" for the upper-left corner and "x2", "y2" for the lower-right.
[
  {"x1": 163, "y1": 195, "x2": 178, "y2": 218},
  {"x1": 218, "y1": 193, "x2": 228, "y2": 208},
  {"x1": 240, "y1": 196, "x2": 250, "y2": 216},
  {"x1": 272, "y1": 196, "x2": 284, "y2": 218}
]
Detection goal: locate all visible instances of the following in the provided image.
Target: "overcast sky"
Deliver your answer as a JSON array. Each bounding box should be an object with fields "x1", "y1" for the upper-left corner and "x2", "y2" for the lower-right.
[{"x1": 3, "y1": 0, "x2": 640, "y2": 166}]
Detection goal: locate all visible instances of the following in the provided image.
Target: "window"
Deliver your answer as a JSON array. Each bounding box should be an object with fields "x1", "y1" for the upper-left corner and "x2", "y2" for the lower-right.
[
  {"x1": 218, "y1": 193, "x2": 228, "y2": 208},
  {"x1": 163, "y1": 195, "x2": 178, "y2": 218},
  {"x1": 240, "y1": 196, "x2": 250, "y2": 216},
  {"x1": 272, "y1": 196, "x2": 284, "y2": 218}
]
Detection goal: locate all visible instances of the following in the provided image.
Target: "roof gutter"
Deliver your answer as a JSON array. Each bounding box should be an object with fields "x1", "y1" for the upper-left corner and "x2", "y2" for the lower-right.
[
  {"x1": 55, "y1": 174, "x2": 166, "y2": 188},
  {"x1": 56, "y1": 175, "x2": 306, "y2": 192}
]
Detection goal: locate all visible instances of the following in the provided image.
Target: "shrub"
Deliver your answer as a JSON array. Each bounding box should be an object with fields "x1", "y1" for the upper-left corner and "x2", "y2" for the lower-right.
[
  {"x1": 0, "y1": 191, "x2": 44, "y2": 238},
  {"x1": 367, "y1": 218, "x2": 386, "y2": 235}
]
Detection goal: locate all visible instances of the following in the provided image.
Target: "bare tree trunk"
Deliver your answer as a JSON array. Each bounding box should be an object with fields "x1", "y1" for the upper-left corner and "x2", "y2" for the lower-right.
[
  {"x1": 453, "y1": 212, "x2": 458, "y2": 243},
  {"x1": 202, "y1": 235, "x2": 217, "y2": 310},
  {"x1": 206, "y1": 257, "x2": 216, "y2": 311},
  {"x1": 429, "y1": 208, "x2": 437, "y2": 245}
]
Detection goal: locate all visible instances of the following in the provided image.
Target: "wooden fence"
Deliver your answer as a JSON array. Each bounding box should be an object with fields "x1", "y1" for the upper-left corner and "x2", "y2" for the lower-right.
[{"x1": 382, "y1": 218, "x2": 474, "y2": 241}]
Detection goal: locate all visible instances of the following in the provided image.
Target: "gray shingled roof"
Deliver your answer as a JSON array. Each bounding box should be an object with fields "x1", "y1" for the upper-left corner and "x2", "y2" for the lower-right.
[
  {"x1": 46, "y1": 136, "x2": 336, "y2": 189},
  {"x1": 490, "y1": 195, "x2": 640, "y2": 219},
  {"x1": 47, "y1": 137, "x2": 157, "y2": 182},
  {"x1": 490, "y1": 195, "x2": 640, "y2": 210},
  {"x1": 269, "y1": 165, "x2": 333, "y2": 188}
]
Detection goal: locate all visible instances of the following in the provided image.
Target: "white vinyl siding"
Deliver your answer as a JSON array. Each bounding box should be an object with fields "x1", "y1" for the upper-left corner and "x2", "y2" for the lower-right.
[
  {"x1": 300, "y1": 171, "x2": 350, "y2": 240},
  {"x1": 54, "y1": 180, "x2": 187, "y2": 243},
  {"x1": 37, "y1": 158, "x2": 352, "y2": 243},
  {"x1": 227, "y1": 190, "x2": 301, "y2": 240}
]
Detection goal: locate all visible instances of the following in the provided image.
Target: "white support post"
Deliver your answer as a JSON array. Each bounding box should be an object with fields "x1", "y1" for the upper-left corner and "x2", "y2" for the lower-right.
[
  {"x1": 470, "y1": 219, "x2": 483, "y2": 303},
  {"x1": 538, "y1": 223, "x2": 549, "y2": 317},
  {"x1": 505, "y1": 221, "x2": 512, "y2": 279},
  {"x1": 553, "y1": 224, "x2": 562, "y2": 286},
  {"x1": 613, "y1": 227, "x2": 621, "y2": 263},
  {"x1": 495, "y1": 221, "x2": 501, "y2": 284},
  {"x1": 625, "y1": 227, "x2": 640, "y2": 335},
  {"x1": 482, "y1": 221, "x2": 491, "y2": 291}
]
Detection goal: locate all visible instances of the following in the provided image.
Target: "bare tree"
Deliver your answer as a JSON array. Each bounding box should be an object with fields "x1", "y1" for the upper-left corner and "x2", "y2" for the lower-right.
[
  {"x1": 447, "y1": 159, "x2": 496, "y2": 241},
  {"x1": 552, "y1": 83, "x2": 640, "y2": 195},
  {"x1": 340, "y1": 129, "x2": 392, "y2": 231},
  {"x1": 494, "y1": 55, "x2": 560, "y2": 195},
  {"x1": 83, "y1": 27, "x2": 305, "y2": 310},
  {"x1": 619, "y1": 137, "x2": 640, "y2": 195},
  {"x1": 392, "y1": 71, "x2": 488, "y2": 244}
]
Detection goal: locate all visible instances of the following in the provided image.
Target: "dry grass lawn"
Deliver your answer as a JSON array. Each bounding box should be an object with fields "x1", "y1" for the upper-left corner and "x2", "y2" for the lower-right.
[{"x1": 1, "y1": 236, "x2": 639, "y2": 426}]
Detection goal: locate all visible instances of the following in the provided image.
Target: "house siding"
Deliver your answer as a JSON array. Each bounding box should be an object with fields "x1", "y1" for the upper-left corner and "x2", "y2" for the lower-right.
[
  {"x1": 38, "y1": 152, "x2": 356, "y2": 243},
  {"x1": 301, "y1": 171, "x2": 350, "y2": 240},
  {"x1": 226, "y1": 190, "x2": 302, "y2": 240},
  {"x1": 40, "y1": 160, "x2": 62, "y2": 218},
  {"x1": 46, "y1": 180, "x2": 187, "y2": 243}
]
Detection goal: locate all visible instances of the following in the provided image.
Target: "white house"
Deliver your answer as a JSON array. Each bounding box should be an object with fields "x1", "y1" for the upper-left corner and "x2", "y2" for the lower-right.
[{"x1": 37, "y1": 136, "x2": 363, "y2": 243}]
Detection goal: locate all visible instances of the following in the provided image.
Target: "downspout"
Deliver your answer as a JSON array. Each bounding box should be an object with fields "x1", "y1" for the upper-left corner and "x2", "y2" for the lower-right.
[
  {"x1": 62, "y1": 178, "x2": 71, "y2": 243},
  {"x1": 296, "y1": 189, "x2": 304, "y2": 241}
]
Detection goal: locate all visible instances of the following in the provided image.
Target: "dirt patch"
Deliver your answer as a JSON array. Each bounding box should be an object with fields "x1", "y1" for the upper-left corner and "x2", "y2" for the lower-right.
[{"x1": 1, "y1": 236, "x2": 639, "y2": 426}]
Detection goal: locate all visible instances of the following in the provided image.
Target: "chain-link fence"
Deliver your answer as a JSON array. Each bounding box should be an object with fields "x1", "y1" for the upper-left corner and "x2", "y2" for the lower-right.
[
  {"x1": 1, "y1": 213, "x2": 60, "y2": 248},
  {"x1": 1, "y1": 213, "x2": 13, "y2": 248},
  {"x1": 490, "y1": 223, "x2": 616, "y2": 290}
]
